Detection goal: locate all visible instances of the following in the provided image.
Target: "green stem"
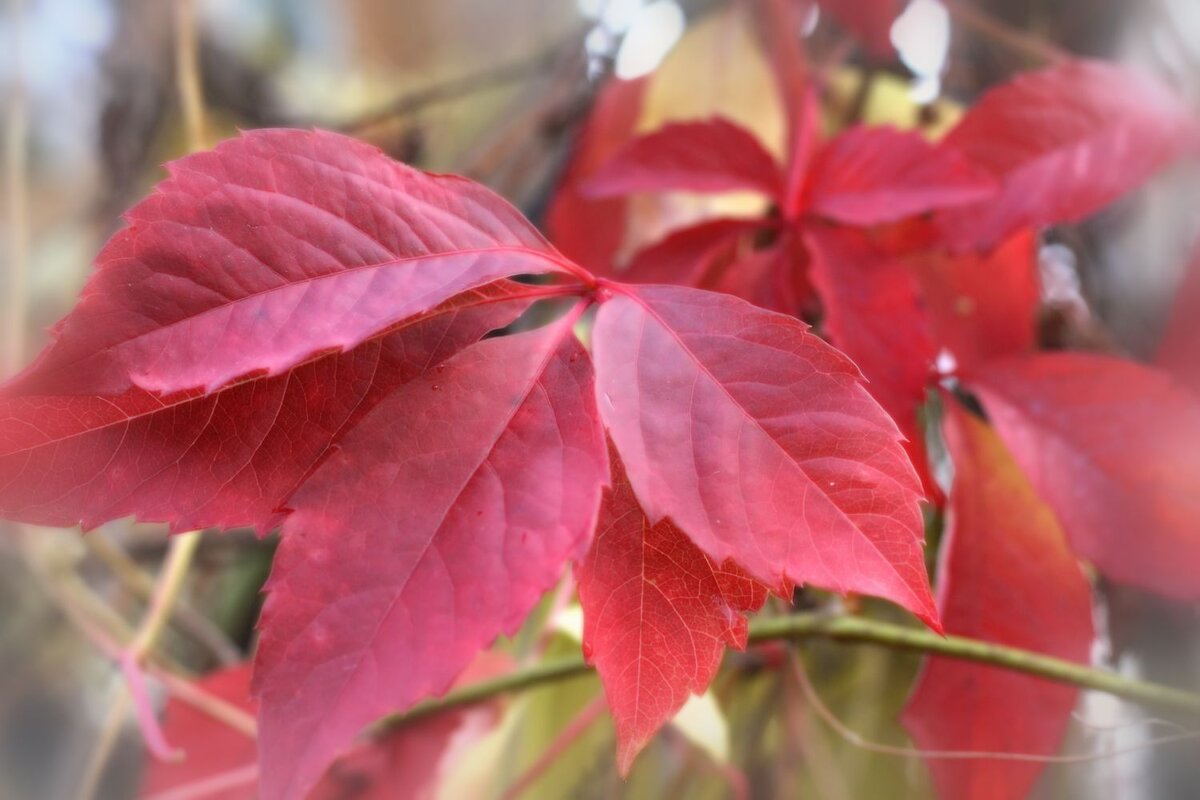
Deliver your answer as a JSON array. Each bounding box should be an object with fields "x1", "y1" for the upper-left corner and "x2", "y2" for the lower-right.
[
  {"x1": 380, "y1": 612, "x2": 1200, "y2": 731},
  {"x1": 748, "y1": 614, "x2": 1200, "y2": 714}
]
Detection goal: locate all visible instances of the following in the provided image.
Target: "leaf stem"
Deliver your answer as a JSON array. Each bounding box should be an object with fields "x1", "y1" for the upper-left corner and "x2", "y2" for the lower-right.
[{"x1": 380, "y1": 612, "x2": 1200, "y2": 732}]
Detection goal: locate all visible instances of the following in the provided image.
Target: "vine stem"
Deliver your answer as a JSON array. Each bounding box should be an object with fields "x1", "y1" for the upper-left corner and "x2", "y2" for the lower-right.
[{"x1": 382, "y1": 612, "x2": 1200, "y2": 732}]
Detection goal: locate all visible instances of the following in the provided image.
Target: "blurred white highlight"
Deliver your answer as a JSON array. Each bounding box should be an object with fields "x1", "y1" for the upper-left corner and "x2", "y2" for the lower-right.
[
  {"x1": 615, "y1": 1, "x2": 685, "y2": 79},
  {"x1": 891, "y1": 0, "x2": 951, "y2": 103}
]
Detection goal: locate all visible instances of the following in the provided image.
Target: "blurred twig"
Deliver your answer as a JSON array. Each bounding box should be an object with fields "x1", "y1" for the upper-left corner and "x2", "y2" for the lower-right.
[
  {"x1": 22, "y1": 543, "x2": 254, "y2": 736},
  {"x1": 74, "y1": 533, "x2": 202, "y2": 799},
  {"x1": 338, "y1": 33, "x2": 585, "y2": 135},
  {"x1": 173, "y1": 0, "x2": 207, "y2": 151},
  {"x1": 85, "y1": 534, "x2": 241, "y2": 665}
]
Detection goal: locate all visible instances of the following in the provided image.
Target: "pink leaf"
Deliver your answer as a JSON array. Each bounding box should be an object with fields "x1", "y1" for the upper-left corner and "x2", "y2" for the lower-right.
[
  {"x1": 940, "y1": 60, "x2": 1196, "y2": 250},
  {"x1": 806, "y1": 226, "x2": 939, "y2": 498},
  {"x1": 1158, "y1": 241, "x2": 1200, "y2": 395},
  {"x1": 14, "y1": 129, "x2": 575, "y2": 396},
  {"x1": 904, "y1": 402, "x2": 1093, "y2": 800},
  {"x1": 584, "y1": 118, "x2": 784, "y2": 199},
  {"x1": 577, "y1": 446, "x2": 768, "y2": 773},
  {"x1": 0, "y1": 283, "x2": 536, "y2": 533},
  {"x1": 971, "y1": 353, "x2": 1200, "y2": 598},
  {"x1": 805, "y1": 127, "x2": 996, "y2": 225},
  {"x1": 308, "y1": 651, "x2": 513, "y2": 800},
  {"x1": 621, "y1": 218, "x2": 770, "y2": 287},
  {"x1": 547, "y1": 76, "x2": 649, "y2": 274},
  {"x1": 908, "y1": 230, "x2": 1041, "y2": 375},
  {"x1": 709, "y1": 235, "x2": 811, "y2": 314},
  {"x1": 591, "y1": 284, "x2": 938, "y2": 627},
  {"x1": 141, "y1": 666, "x2": 257, "y2": 800},
  {"x1": 143, "y1": 652, "x2": 512, "y2": 800},
  {"x1": 253, "y1": 316, "x2": 608, "y2": 800}
]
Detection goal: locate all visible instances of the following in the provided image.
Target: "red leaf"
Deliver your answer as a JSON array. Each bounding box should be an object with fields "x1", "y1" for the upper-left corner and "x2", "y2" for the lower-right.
[
  {"x1": 253, "y1": 317, "x2": 608, "y2": 800},
  {"x1": 818, "y1": 0, "x2": 901, "y2": 58},
  {"x1": 0, "y1": 283, "x2": 536, "y2": 533},
  {"x1": 15, "y1": 129, "x2": 575, "y2": 396},
  {"x1": 807, "y1": 226, "x2": 935, "y2": 426},
  {"x1": 585, "y1": 118, "x2": 784, "y2": 199},
  {"x1": 806, "y1": 226, "x2": 939, "y2": 498},
  {"x1": 621, "y1": 218, "x2": 769, "y2": 287},
  {"x1": 1158, "y1": 242, "x2": 1200, "y2": 395},
  {"x1": 971, "y1": 353, "x2": 1200, "y2": 598},
  {"x1": 710, "y1": 239, "x2": 805, "y2": 314},
  {"x1": 909, "y1": 230, "x2": 1041, "y2": 375},
  {"x1": 547, "y1": 76, "x2": 649, "y2": 274},
  {"x1": 903, "y1": 402, "x2": 1093, "y2": 800},
  {"x1": 143, "y1": 652, "x2": 511, "y2": 800},
  {"x1": 804, "y1": 127, "x2": 996, "y2": 225},
  {"x1": 940, "y1": 60, "x2": 1195, "y2": 250},
  {"x1": 591, "y1": 285, "x2": 938, "y2": 626},
  {"x1": 308, "y1": 650, "x2": 512, "y2": 800},
  {"x1": 141, "y1": 665, "x2": 257, "y2": 800},
  {"x1": 751, "y1": 0, "x2": 812, "y2": 149},
  {"x1": 577, "y1": 446, "x2": 768, "y2": 773}
]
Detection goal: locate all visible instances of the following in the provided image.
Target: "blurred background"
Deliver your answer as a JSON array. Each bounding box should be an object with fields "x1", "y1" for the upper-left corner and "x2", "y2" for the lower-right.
[{"x1": 2, "y1": 0, "x2": 1200, "y2": 797}]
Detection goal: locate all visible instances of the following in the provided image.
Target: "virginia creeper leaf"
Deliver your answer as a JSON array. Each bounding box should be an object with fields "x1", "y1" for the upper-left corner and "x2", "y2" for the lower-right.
[
  {"x1": 591, "y1": 285, "x2": 938, "y2": 626},
  {"x1": 144, "y1": 652, "x2": 511, "y2": 800},
  {"x1": 971, "y1": 353, "x2": 1200, "y2": 598},
  {"x1": 904, "y1": 402, "x2": 1093, "y2": 800},
  {"x1": 908, "y1": 230, "x2": 1041, "y2": 375},
  {"x1": 806, "y1": 226, "x2": 940, "y2": 498},
  {"x1": 752, "y1": 0, "x2": 812, "y2": 149},
  {"x1": 141, "y1": 665, "x2": 258, "y2": 800},
  {"x1": 14, "y1": 128, "x2": 574, "y2": 396},
  {"x1": 621, "y1": 218, "x2": 769, "y2": 287},
  {"x1": 710, "y1": 227, "x2": 823, "y2": 315},
  {"x1": 585, "y1": 117, "x2": 784, "y2": 199},
  {"x1": 624, "y1": 223, "x2": 808, "y2": 315},
  {"x1": 547, "y1": 76, "x2": 649, "y2": 274},
  {"x1": 1158, "y1": 242, "x2": 1200, "y2": 395},
  {"x1": 577, "y1": 446, "x2": 768, "y2": 773},
  {"x1": 0, "y1": 283, "x2": 536, "y2": 533},
  {"x1": 254, "y1": 316, "x2": 608, "y2": 800},
  {"x1": 940, "y1": 60, "x2": 1195, "y2": 250},
  {"x1": 804, "y1": 127, "x2": 996, "y2": 225},
  {"x1": 309, "y1": 650, "x2": 512, "y2": 800}
]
